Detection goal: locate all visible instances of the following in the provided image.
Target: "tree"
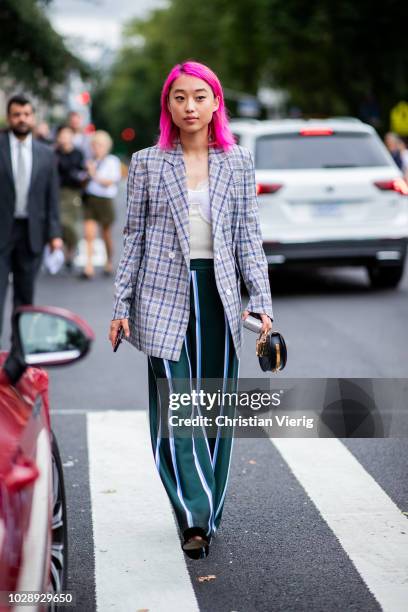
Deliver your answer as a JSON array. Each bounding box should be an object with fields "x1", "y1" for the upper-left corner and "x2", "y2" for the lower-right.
[
  {"x1": 262, "y1": 0, "x2": 408, "y2": 122},
  {"x1": 93, "y1": 0, "x2": 408, "y2": 151},
  {"x1": 0, "y1": 0, "x2": 86, "y2": 98}
]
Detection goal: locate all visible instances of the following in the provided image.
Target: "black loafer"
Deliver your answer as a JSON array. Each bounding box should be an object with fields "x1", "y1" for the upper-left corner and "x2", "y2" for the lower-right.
[{"x1": 182, "y1": 527, "x2": 210, "y2": 560}]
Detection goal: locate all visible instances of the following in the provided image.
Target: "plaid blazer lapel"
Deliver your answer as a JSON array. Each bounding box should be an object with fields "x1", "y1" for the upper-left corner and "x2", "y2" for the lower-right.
[
  {"x1": 163, "y1": 142, "x2": 233, "y2": 266},
  {"x1": 208, "y1": 146, "x2": 233, "y2": 250},
  {"x1": 163, "y1": 144, "x2": 190, "y2": 266}
]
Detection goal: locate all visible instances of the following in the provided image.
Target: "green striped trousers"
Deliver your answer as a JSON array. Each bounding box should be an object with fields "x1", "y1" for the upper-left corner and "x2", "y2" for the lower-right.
[{"x1": 147, "y1": 258, "x2": 240, "y2": 538}]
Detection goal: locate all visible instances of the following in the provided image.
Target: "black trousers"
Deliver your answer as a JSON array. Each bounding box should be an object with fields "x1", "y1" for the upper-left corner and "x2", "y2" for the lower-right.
[{"x1": 0, "y1": 220, "x2": 43, "y2": 341}]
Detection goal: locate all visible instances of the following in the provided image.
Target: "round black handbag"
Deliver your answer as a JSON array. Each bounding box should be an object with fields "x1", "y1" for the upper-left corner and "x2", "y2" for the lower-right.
[{"x1": 256, "y1": 330, "x2": 287, "y2": 372}]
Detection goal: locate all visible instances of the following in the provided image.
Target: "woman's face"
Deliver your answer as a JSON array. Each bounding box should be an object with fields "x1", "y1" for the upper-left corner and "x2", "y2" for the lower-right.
[
  {"x1": 167, "y1": 75, "x2": 219, "y2": 137},
  {"x1": 91, "y1": 138, "x2": 109, "y2": 159}
]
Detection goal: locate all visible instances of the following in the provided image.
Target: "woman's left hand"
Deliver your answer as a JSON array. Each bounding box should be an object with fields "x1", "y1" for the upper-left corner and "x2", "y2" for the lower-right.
[{"x1": 242, "y1": 310, "x2": 273, "y2": 334}]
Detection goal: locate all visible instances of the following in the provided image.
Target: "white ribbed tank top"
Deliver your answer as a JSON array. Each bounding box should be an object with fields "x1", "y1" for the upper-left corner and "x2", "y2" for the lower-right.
[{"x1": 188, "y1": 178, "x2": 213, "y2": 259}]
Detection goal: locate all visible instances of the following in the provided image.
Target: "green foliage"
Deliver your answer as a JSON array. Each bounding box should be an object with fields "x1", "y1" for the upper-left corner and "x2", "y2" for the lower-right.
[
  {"x1": 0, "y1": 0, "x2": 86, "y2": 98},
  {"x1": 263, "y1": 0, "x2": 407, "y2": 118},
  {"x1": 93, "y1": 0, "x2": 408, "y2": 152}
]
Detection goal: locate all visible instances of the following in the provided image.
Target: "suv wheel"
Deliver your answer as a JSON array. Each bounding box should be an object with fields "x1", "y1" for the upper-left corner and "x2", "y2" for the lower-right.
[{"x1": 367, "y1": 263, "x2": 404, "y2": 289}]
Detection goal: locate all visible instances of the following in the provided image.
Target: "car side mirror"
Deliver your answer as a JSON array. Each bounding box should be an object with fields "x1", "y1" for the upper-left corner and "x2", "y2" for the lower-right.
[
  {"x1": 3, "y1": 306, "x2": 95, "y2": 384},
  {"x1": 17, "y1": 307, "x2": 94, "y2": 366}
]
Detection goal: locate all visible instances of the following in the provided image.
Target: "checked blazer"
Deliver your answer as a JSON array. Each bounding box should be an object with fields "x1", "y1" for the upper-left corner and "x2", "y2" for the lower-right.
[{"x1": 112, "y1": 142, "x2": 273, "y2": 361}]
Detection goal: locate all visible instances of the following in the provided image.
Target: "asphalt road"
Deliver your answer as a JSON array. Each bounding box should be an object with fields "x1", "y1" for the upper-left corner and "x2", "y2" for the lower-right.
[{"x1": 3, "y1": 186, "x2": 407, "y2": 612}]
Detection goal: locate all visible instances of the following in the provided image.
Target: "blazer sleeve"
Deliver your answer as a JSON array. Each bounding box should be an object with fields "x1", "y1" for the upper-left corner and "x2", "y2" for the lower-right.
[
  {"x1": 235, "y1": 149, "x2": 274, "y2": 321},
  {"x1": 112, "y1": 151, "x2": 148, "y2": 320},
  {"x1": 46, "y1": 152, "x2": 62, "y2": 240}
]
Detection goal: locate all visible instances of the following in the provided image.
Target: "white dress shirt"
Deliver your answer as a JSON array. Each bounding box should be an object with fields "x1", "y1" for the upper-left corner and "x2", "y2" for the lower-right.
[{"x1": 9, "y1": 131, "x2": 33, "y2": 218}]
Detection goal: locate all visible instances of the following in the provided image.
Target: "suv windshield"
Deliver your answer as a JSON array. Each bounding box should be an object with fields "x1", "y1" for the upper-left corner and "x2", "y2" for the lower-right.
[{"x1": 255, "y1": 132, "x2": 394, "y2": 170}]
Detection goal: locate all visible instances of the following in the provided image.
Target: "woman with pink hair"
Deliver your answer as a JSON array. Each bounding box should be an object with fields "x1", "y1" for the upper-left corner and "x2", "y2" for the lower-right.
[{"x1": 110, "y1": 60, "x2": 273, "y2": 559}]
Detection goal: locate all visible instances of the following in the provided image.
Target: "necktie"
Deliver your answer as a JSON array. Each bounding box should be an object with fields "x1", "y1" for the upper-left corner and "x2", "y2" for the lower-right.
[{"x1": 15, "y1": 141, "x2": 29, "y2": 217}]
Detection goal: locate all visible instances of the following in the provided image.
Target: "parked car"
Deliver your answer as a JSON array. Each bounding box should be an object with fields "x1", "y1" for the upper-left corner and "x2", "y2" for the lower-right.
[
  {"x1": 231, "y1": 118, "x2": 408, "y2": 288},
  {"x1": 0, "y1": 306, "x2": 94, "y2": 612}
]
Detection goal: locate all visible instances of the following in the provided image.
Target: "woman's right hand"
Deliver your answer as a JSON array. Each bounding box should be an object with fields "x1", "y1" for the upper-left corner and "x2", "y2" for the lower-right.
[
  {"x1": 85, "y1": 160, "x2": 96, "y2": 177},
  {"x1": 109, "y1": 318, "x2": 130, "y2": 348}
]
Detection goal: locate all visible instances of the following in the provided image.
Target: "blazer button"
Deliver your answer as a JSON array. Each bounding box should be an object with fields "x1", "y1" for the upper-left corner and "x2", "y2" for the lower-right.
[
  {"x1": 168, "y1": 251, "x2": 175, "y2": 259},
  {"x1": 226, "y1": 288, "x2": 232, "y2": 296},
  {"x1": 216, "y1": 253, "x2": 221, "y2": 261}
]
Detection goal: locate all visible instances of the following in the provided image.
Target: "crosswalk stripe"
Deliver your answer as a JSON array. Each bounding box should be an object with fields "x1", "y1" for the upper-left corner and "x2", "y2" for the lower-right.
[
  {"x1": 272, "y1": 438, "x2": 408, "y2": 612},
  {"x1": 87, "y1": 411, "x2": 199, "y2": 612}
]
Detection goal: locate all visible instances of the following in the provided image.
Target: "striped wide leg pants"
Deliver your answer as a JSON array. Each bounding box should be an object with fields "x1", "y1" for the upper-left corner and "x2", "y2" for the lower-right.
[{"x1": 147, "y1": 258, "x2": 240, "y2": 538}]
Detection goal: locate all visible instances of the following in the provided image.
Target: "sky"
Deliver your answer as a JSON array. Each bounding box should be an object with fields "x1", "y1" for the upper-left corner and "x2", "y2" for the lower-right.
[{"x1": 47, "y1": 0, "x2": 165, "y2": 61}]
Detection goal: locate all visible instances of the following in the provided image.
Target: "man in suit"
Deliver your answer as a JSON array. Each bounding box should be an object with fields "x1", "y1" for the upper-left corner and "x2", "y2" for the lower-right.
[{"x1": 0, "y1": 94, "x2": 63, "y2": 342}]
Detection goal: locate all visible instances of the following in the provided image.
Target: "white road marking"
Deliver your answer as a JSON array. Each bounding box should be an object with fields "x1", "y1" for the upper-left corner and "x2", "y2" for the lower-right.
[
  {"x1": 272, "y1": 437, "x2": 408, "y2": 612},
  {"x1": 87, "y1": 410, "x2": 199, "y2": 612}
]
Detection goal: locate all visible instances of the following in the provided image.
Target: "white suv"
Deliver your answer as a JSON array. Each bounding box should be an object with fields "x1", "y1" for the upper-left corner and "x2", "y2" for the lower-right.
[{"x1": 231, "y1": 118, "x2": 408, "y2": 288}]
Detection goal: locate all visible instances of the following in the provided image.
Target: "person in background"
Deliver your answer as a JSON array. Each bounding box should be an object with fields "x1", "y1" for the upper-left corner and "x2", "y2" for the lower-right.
[
  {"x1": 35, "y1": 120, "x2": 54, "y2": 146},
  {"x1": 67, "y1": 111, "x2": 92, "y2": 160},
  {"x1": 82, "y1": 130, "x2": 121, "y2": 279},
  {"x1": 384, "y1": 132, "x2": 403, "y2": 170},
  {"x1": 55, "y1": 125, "x2": 87, "y2": 270},
  {"x1": 0, "y1": 94, "x2": 62, "y2": 343},
  {"x1": 397, "y1": 138, "x2": 408, "y2": 181}
]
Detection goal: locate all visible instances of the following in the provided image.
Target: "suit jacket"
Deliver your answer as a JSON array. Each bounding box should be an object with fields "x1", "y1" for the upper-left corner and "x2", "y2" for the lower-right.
[
  {"x1": 0, "y1": 131, "x2": 61, "y2": 254},
  {"x1": 112, "y1": 142, "x2": 273, "y2": 361}
]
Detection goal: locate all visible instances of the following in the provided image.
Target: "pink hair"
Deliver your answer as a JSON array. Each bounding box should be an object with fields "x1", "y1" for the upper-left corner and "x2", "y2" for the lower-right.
[{"x1": 157, "y1": 61, "x2": 236, "y2": 151}]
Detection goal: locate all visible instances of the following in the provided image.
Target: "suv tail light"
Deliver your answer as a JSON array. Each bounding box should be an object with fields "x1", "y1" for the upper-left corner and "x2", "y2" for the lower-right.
[
  {"x1": 299, "y1": 128, "x2": 334, "y2": 136},
  {"x1": 374, "y1": 178, "x2": 408, "y2": 195},
  {"x1": 256, "y1": 183, "x2": 283, "y2": 195}
]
